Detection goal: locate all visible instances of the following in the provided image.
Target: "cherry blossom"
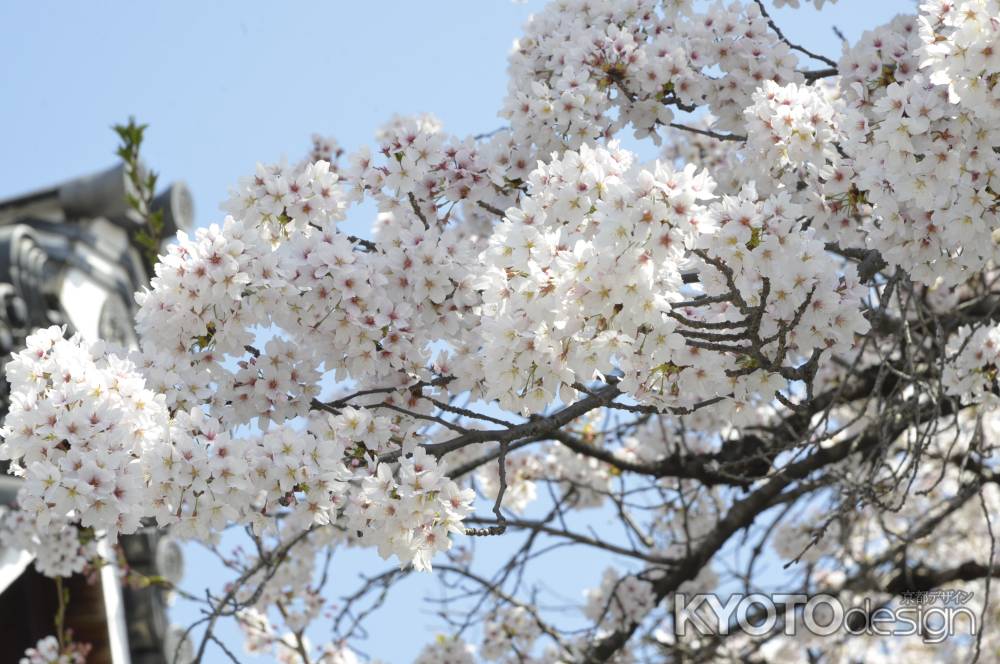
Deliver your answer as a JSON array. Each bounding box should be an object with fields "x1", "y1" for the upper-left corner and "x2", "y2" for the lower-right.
[{"x1": 5, "y1": 1, "x2": 1000, "y2": 662}]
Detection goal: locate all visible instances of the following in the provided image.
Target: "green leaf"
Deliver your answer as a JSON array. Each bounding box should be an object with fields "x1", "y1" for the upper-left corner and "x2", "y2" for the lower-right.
[{"x1": 113, "y1": 116, "x2": 165, "y2": 268}]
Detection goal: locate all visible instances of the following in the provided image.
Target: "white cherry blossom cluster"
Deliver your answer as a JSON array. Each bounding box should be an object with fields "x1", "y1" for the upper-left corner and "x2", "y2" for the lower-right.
[
  {"x1": 476, "y1": 450, "x2": 543, "y2": 513},
  {"x1": 503, "y1": 0, "x2": 808, "y2": 155},
  {"x1": 861, "y1": 422, "x2": 1000, "y2": 579},
  {"x1": 1, "y1": 321, "x2": 473, "y2": 571},
  {"x1": 315, "y1": 643, "x2": 364, "y2": 664},
  {"x1": 413, "y1": 636, "x2": 476, "y2": 664},
  {"x1": 19, "y1": 636, "x2": 88, "y2": 664},
  {"x1": 0, "y1": 507, "x2": 97, "y2": 578},
  {"x1": 129, "y1": 346, "x2": 213, "y2": 413},
  {"x1": 919, "y1": 0, "x2": 1000, "y2": 123},
  {"x1": 304, "y1": 134, "x2": 345, "y2": 175},
  {"x1": 270, "y1": 635, "x2": 362, "y2": 664},
  {"x1": 840, "y1": 73, "x2": 1000, "y2": 286},
  {"x1": 628, "y1": 187, "x2": 868, "y2": 417},
  {"x1": 744, "y1": 80, "x2": 843, "y2": 187},
  {"x1": 347, "y1": 114, "x2": 520, "y2": 226},
  {"x1": 943, "y1": 324, "x2": 1000, "y2": 405},
  {"x1": 661, "y1": 117, "x2": 747, "y2": 195},
  {"x1": 583, "y1": 567, "x2": 658, "y2": 631},
  {"x1": 0, "y1": 327, "x2": 168, "y2": 537},
  {"x1": 134, "y1": 216, "x2": 277, "y2": 361},
  {"x1": 802, "y1": 15, "x2": 920, "y2": 249},
  {"x1": 503, "y1": 1, "x2": 647, "y2": 155},
  {"x1": 838, "y1": 14, "x2": 920, "y2": 97},
  {"x1": 542, "y1": 441, "x2": 614, "y2": 509},
  {"x1": 696, "y1": 186, "x2": 870, "y2": 361},
  {"x1": 272, "y1": 211, "x2": 481, "y2": 389},
  {"x1": 480, "y1": 606, "x2": 542, "y2": 662},
  {"x1": 479, "y1": 141, "x2": 869, "y2": 418},
  {"x1": 685, "y1": 1, "x2": 801, "y2": 132},
  {"x1": 227, "y1": 337, "x2": 321, "y2": 427},
  {"x1": 138, "y1": 177, "x2": 477, "y2": 412},
  {"x1": 345, "y1": 447, "x2": 474, "y2": 571},
  {"x1": 479, "y1": 143, "x2": 710, "y2": 413},
  {"x1": 830, "y1": 3, "x2": 1000, "y2": 287},
  {"x1": 231, "y1": 503, "x2": 477, "y2": 660},
  {"x1": 133, "y1": 134, "x2": 487, "y2": 435},
  {"x1": 237, "y1": 608, "x2": 276, "y2": 656},
  {"x1": 151, "y1": 404, "x2": 475, "y2": 568},
  {"x1": 147, "y1": 412, "x2": 352, "y2": 541},
  {"x1": 237, "y1": 607, "x2": 367, "y2": 664},
  {"x1": 234, "y1": 528, "x2": 339, "y2": 641},
  {"x1": 223, "y1": 158, "x2": 347, "y2": 241},
  {"x1": 217, "y1": 141, "x2": 485, "y2": 395}
]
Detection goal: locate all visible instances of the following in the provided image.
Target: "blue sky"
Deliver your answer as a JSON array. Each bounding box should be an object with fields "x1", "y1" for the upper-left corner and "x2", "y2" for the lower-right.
[{"x1": 0, "y1": 1, "x2": 915, "y2": 661}]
